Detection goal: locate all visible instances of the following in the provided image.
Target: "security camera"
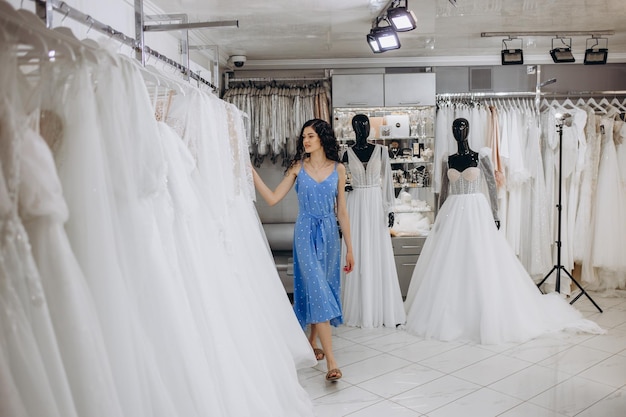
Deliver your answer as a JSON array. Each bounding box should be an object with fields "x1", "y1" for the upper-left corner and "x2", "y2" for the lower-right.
[{"x1": 229, "y1": 55, "x2": 247, "y2": 68}]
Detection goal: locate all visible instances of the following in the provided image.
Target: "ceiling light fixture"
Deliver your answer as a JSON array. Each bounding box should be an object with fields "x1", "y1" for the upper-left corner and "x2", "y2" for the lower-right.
[
  {"x1": 501, "y1": 37, "x2": 523, "y2": 65},
  {"x1": 387, "y1": 1, "x2": 417, "y2": 32},
  {"x1": 366, "y1": 32, "x2": 381, "y2": 53},
  {"x1": 550, "y1": 37, "x2": 575, "y2": 63},
  {"x1": 368, "y1": 24, "x2": 401, "y2": 52},
  {"x1": 366, "y1": 0, "x2": 416, "y2": 53},
  {"x1": 584, "y1": 36, "x2": 608, "y2": 65}
]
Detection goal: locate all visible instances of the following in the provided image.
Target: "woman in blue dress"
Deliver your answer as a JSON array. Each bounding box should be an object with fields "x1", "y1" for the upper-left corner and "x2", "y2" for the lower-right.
[{"x1": 252, "y1": 119, "x2": 354, "y2": 381}]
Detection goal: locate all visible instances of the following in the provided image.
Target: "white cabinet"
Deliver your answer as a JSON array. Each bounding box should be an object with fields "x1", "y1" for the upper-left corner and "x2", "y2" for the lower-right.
[
  {"x1": 384, "y1": 73, "x2": 436, "y2": 106},
  {"x1": 332, "y1": 73, "x2": 436, "y2": 108},
  {"x1": 332, "y1": 74, "x2": 384, "y2": 107}
]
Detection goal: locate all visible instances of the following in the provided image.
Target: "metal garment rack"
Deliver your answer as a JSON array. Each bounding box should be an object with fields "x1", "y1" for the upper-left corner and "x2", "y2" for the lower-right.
[{"x1": 33, "y1": 0, "x2": 221, "y2": 92}]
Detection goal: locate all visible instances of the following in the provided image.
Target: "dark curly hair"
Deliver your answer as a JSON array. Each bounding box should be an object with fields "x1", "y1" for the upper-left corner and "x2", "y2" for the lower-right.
[{"x1": 286, "y1": 119, "x2": 340, "y2": 172}]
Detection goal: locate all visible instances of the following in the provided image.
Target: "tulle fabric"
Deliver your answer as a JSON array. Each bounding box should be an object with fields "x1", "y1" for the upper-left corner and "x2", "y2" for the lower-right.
[
  {"x1": 404, "y1": 165, "x2": 605, "y2": 345},
  {"x1": 166, "y1": 89, "x2": 315, "y2": 416},
  {"x1": 341, "y1": 145, "x2": 406, "y2": 328},
  {"x1": 589, "y1": 117, "x2": 626, "y2": 275},
  {"x1": 40, "y1": 53, "x2": 314, "y2": 416},
  {"x1": 0, "y1": 45, "x2": 78, "y2": 417},
  {"x1": 18, "y1": 126, "x2": 125, "y2": 417}
]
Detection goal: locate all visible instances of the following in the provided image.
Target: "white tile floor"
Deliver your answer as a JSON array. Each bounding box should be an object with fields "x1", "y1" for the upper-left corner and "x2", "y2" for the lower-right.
[{"x1": 297, "y1": 292, "x2": 626, "y2": 417}]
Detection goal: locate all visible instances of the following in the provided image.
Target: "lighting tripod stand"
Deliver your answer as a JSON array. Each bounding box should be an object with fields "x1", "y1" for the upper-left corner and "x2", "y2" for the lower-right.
[{"x1": 536, "y1": 113, "x2": 603, "y2": 313}]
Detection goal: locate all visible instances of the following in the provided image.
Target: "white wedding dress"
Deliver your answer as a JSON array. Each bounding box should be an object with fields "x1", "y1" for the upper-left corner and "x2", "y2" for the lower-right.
[
  {"x1": 33, "y1": 50, "x2": 314, "y2": 417},
  {"x1": 341, "y1": 145, "x2": 406, "y2": 328},
  {"x1": 404, "y1": 151, "x2": 605, "y2": 344}
]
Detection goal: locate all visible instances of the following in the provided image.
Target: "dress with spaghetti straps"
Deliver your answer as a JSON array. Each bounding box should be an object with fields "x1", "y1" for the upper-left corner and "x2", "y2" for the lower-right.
[{"x1": 292, "y1": 162, "x2": 343, "y2": 328}]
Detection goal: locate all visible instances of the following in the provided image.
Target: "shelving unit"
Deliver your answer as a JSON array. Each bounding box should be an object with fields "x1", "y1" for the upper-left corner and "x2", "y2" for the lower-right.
[
  {"x1": 332, "y1": 105, "x2": 436, "y2": 296},
  {"x1": 333, "y1": 105, "x2": 436, "y2": 209}
]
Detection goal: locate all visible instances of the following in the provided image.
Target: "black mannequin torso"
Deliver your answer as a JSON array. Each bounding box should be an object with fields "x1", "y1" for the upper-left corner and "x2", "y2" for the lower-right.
[
  {"x1": 447, "y1": 117, "x2": 499, "y2": 229},
  {"x1": 342, "y1": 114, "x2": 375, "y2": 163},
  {"x1": 448, "y1": 117, "x2": 478, "y2": 172},
  {"x1": 342, "y1": 114, "x2": 394, "y2": 227}
]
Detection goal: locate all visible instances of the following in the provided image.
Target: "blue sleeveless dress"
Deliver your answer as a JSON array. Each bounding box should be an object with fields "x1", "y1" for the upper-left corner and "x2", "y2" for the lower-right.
[{"x1": 293, "y1": 163, "x2": 343, "y2": 328}]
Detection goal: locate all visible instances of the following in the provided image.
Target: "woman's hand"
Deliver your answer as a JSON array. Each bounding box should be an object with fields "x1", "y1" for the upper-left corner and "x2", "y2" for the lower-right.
[{"x1": 343, "y1": 251, "x2": 355, "y2": 273}]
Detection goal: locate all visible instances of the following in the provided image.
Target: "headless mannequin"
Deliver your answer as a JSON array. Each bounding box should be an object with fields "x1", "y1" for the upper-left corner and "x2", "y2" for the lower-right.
[
  {"x1": 448, "y1": 117, "x2": 500, "y2": 229},
  {"x1": 342, "y1": 114, "x2": 394, "y2": 227},
  {"x1": 345, "y1": 114, "x2": 376, "y2": 162},
  {"x1": 448, "y1": 117, "x2": 479, "y2": 171}
]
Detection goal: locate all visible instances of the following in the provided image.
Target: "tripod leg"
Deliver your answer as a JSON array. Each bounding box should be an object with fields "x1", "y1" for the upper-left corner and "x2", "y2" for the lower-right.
[
  {"x1": 560, "y1": 267, "x2": 603, "y2": 313},
  {"x1": 536, "y1": 266, "x2": 557, "y2": 294}
]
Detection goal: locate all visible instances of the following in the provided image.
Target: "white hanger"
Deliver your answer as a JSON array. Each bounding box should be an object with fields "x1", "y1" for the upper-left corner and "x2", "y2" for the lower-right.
[
  {"x1": 610, "y1": 97, "x2": 626, "y2": 112},
  {"x1": 560, "y1": 97, "x2": 577, "y2": 109},
  {"x1": 0, "y1": 2, "x2": 49, "y2": 57},
  {"x1": 586, "y1": 97, "x2": 607, "y2": 114},
  {"x1": 52, "y1": 26, "x2": 99, "y2": 64},
  {"x1": 15, "y1": 9, "x2": 76, "y2": 62}
]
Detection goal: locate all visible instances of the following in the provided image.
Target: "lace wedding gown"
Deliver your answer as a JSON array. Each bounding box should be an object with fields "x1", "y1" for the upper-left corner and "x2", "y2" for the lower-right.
[
  {"x1": 341, "y1": 145, "x2": 406, "y2": 328},
  {"x1": 404, "y1": 152, "x2": 604, "y2": 344}
]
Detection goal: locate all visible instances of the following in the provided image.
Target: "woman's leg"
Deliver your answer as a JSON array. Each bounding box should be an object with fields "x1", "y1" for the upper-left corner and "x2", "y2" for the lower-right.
[
  {"x1": 308, "y1": 325, "x2": 324, "y2": 360},
  {"x1": 312, "y1": 321, "x2": 340, "y2": 378}
]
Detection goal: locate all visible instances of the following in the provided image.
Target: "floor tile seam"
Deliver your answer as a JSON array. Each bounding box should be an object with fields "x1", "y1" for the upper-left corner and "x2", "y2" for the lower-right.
[
  {"x1": 451, "y1": 349, "x2": 537, "y2": 375},
  {"x1": 485, "y1": 364, "x2": 571, "y2": 402},
  {"x1": 416, "y1": 385, "x2": 518, "y2": 416},
  {"x1": 449, "y1": 360, "x2": 535, "y2": 389},
  {"x1": 523, "y1": 374, "x2": 618, "y2": 408},
  {"x1": 574, "y1": 370, "x2": 626, "y2": 390},
  {"x1": 307, "y1": 380, "x2": 359, "y2": 401},
  {"x1": 351, "y1": 363, "x2": 447, "y2": 397},
  {"x1": 557, "y1": 344, "x2": 623, "y2": 376},
  {"x1": 495, "y1": 400, "x2": 565, "y2": 417},
  {"x1": 571, "y1": 389, "x2": 623, "y2": 417},
  {"x1": 341, "y1": 398, "x2": 418, "y2": 417},
  {"x1": 340, "y1": 360, "x2": 415, "y2": 385}
]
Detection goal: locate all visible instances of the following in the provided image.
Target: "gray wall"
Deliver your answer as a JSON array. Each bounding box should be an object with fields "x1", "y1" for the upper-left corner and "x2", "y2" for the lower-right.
[
  {"x1": 435, "y1": 63, "x2": 626, "y2": 94},
  {"x1": 254, "y1": 160, "x2": 299, "y2": 223}
]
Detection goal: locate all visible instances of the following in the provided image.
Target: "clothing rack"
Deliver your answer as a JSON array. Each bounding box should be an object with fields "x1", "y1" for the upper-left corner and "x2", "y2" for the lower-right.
[
  {"x1": 224, "y1": 71, "x2": 331, "y2": 90},
  {"x1": 32, "y1": 0, "x2": 217, "y2": 91},
  {"x1": 228, "y1": 77, "x2": 328, "y2": 83},
  {"x1": 437, "y1": 91, "x2": 626, "y2": 100}
]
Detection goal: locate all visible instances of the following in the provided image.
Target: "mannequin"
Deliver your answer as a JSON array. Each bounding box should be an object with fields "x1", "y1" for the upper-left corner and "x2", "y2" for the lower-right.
[
  {"x1": 448, "y1": 117, "x2": 479, "y2": 171},
  {"x1": 342, "y1": 114, "x2": 393, "y2": 227},
  {"x1": 403, "y1": 117, "x2": 604, "y2": 345},
  {"x1": 340, "y1": 114, "x2": 406, "y2": 328},
  {"x1": 448, "y1": 117, "x2": 500, "y2": 229}
]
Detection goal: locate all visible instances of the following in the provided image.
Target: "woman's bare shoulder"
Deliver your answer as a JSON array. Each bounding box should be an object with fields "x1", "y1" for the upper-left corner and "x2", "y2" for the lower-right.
[{"x1": 286, "y1": 161, "x2": 302, "y2": 177}]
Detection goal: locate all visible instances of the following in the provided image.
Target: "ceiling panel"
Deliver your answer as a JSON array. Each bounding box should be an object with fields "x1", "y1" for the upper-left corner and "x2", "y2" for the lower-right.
[{"x1": 148, "y1": 0, "x2": 626, "y2": 69}]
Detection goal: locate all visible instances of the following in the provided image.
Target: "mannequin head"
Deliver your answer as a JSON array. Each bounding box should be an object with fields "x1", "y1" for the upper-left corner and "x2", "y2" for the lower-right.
[
  {"x1": 352, "y1": 114, "x2": 370, "y2": 143},
  {"x1": 452, "y1": 118, "x2": 469, "y2": 142}
]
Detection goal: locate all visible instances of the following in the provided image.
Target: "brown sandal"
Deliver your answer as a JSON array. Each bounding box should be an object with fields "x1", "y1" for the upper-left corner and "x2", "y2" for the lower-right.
[
  {"x1": 325, "y1": 368, "x2": 342, "y2": 381},
  {"x1": 313, "y1": 348, "x2": 325, "y2": 361}
]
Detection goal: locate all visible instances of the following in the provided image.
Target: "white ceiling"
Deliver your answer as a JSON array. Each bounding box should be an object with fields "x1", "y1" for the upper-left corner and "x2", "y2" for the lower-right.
[{"x1": 149, "y1": 0, "x2": 626, "y2": 70}]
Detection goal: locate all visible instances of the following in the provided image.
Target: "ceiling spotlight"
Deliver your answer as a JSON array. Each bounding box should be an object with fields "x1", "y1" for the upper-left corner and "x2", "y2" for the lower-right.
[
  {"x1": 550, "y1": 37, "x2": 575, "y2": 63},
  {"x1": 387, "y1": 1, "x2": 417, "y2": 32},
  {"x1": 584, "y1": 36, "x2": 608, "y2": 65},
  {"x1": 501, "y1": 37, "x2": 523, "y2": 65},
  {"x1": 367, "y1": 32, "x2": 381, "y2": 53},
  {"x1": 368, "y1": 25, "x2": 401, "y2": 53}
]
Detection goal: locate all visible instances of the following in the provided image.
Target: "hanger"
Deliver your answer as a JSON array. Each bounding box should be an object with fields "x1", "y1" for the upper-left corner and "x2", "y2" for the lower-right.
[
  {"x1": 560, "y1": 97, "x2": 577, "y2": 109},
  {"x1": 610, "y1": 97, "x2": 626, "y2": 112},
  {"x1": 586, "y1": 97, "x2": 607, "y2": 114},
  {"x1": 52, "y1": 26, "x2": 99, "y2": 64},
  {"x1": 0, "y1": 1, "x2": 50, "y2": 57},
  {"x1": 14, "y1": 9, "x2": 76, "y2": 62}
]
